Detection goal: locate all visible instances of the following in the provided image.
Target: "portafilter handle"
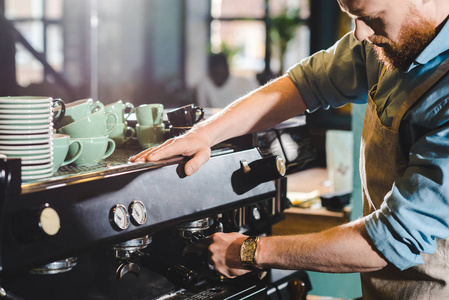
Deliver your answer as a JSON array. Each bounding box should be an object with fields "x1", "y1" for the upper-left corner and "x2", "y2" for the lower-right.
[
  {"x1": 135, "y1": 251, "x2": 199, "y2": 290},
  {"x1": 242, "y1": 155, "x2": 286, "y2": 181},
  {"x1": 232, "y1": 155, "x2": 286, "y2": 195}
]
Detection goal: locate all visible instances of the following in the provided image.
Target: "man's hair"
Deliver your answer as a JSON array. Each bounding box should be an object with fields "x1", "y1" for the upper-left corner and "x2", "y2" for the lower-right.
[{"x1": 208, "y1": 53, "x2": 228, "y2": 70}]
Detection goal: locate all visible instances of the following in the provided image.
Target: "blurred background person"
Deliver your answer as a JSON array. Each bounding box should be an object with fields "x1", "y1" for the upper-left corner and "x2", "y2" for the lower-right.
[{"x1": 196, "y1": 53, "x2": 259, "y2": 108}]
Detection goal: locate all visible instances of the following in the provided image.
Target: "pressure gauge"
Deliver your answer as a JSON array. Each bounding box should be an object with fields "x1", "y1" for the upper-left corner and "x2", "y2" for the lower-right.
[
  {"x1": 110, "y1": 204, "x2": 130, "y2": 230},
  {"x1": 129, "y1": 200, "x2": 147, "y2": 225}
]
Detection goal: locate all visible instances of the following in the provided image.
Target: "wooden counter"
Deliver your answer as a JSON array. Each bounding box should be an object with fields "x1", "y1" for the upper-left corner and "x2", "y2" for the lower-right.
[{"x1": 272, "y1": 168, "x2": 351, "y2": 235}]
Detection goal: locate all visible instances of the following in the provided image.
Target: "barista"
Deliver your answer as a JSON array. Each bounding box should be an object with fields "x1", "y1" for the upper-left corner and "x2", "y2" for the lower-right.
[{"x1": 131, "y1": 0, "x2": 449, "y2": 299}]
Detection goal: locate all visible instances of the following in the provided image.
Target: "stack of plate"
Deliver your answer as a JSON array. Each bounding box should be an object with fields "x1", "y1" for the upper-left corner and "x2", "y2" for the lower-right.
[{"x1": 0, "y1": 96, "x2": 54, "y2": 181}]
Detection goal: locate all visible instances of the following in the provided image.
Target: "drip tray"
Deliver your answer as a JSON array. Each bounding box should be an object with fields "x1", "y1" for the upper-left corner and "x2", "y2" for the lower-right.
[
  {"x1": 20, "y1": 145, "x2": 183, "y2": 194},
  {"x1": 55, "y1": 147, "x2": 139, "y2": 176},
  {"x1": 20, "y1": 143, "x2": 234, "y2": 194}
]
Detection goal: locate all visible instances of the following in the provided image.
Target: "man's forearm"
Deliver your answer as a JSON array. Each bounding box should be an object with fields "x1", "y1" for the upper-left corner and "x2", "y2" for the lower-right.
[
  {"x1": 256, "y1": 218, "x2": 388, "y2": 273},
  {"x1": 195, "y1": 75, "x2": 307, "y2": 147}
]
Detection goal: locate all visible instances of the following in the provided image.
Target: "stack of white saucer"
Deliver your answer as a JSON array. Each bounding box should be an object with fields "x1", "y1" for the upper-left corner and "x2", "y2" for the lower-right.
[{"x1": 0, "y1": 97, "x2": 54, "y2": 181}]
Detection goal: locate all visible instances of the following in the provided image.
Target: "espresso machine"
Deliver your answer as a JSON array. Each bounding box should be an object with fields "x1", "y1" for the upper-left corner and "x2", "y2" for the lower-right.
[{"x1": 0, "y1": 123, "x2": 314, "y2": 299}]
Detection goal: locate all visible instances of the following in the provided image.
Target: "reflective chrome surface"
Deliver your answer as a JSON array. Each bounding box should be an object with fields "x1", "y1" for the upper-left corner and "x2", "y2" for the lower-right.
[{"x1": 30, "y1": 257, "x2": 78, "y2": 275}]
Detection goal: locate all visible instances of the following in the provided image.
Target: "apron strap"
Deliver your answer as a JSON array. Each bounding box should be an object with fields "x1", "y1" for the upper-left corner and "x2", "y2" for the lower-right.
[
  {"x1": 368, "y1": 64, "x2": 387, "y2": 100},
  {"x1": 391, "y1": 58, "x2": 449, "y2": 131}
]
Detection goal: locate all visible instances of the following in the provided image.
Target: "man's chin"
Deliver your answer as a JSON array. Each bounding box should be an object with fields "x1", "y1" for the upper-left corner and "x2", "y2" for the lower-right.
[{"x1": 373, "y1": 46, "x2": 401, "y2": 71}]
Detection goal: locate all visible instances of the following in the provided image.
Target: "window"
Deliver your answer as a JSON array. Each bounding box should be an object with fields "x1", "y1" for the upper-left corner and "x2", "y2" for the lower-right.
[
  {"x1": 5, "y1": 0, "x2": 64, "y2": 87},
  {"x1": 209, "y1": 0, "x2": 311, "y2": 78}
]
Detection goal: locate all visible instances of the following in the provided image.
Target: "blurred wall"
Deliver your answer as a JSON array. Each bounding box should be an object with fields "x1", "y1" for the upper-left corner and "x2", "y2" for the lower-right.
[
  {"x1": 95, "y1": 0, "x2": 184, "y2": 106},
  {"x1": 185, "y1": 0, "x2": 209, "y2": 89}
]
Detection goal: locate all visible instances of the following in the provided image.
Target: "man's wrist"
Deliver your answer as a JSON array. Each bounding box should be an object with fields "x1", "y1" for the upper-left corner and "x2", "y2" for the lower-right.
[{"x1": 240, "y1": 236, "x2": 260, "y2": 268}]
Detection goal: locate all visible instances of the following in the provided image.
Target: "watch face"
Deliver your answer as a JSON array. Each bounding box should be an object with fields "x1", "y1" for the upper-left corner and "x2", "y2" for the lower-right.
[{"x1": 240, "y1": 237, "x2": 258, "y2": 265}]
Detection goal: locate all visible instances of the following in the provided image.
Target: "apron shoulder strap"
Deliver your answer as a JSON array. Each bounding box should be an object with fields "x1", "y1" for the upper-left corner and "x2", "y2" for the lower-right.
[{"x1": 391, "y1": 58, "x2": 449, "y2": 131}]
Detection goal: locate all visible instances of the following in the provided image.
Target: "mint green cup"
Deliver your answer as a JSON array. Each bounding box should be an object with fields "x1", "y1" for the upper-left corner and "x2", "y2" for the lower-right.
[
  {"x1": 108, "y1": 122, "x2": 136, "y2": 147},
  {"x1": 58, "y1": 109, "x2": 118, "y2": 138},
  {"x1": 68, "y1": 136, "x2": 115, "y2": 166},
  {"x1": 136, "y1": 124, "x2": 167, "y2": 149},
  {"x1": 53, "y1": 134, "x2": 83, "y2": 171},
  {"x1": 105, "y1": 100, "x2": 135, "y2": 123},
  {"x1": 135, "y1": 104, "x2": 164, "y2": 126},
  {"x1": 56, "y1": 98, "x2": 104, "y2": 129}
]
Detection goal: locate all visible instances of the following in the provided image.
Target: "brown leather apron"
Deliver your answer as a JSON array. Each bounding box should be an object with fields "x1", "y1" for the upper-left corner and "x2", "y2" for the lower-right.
[{"x1": 360, "y1": 59, "x2": 449, "y2": 299}]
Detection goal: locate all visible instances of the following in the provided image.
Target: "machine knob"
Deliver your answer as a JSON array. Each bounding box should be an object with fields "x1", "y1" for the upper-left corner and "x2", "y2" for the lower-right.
[
  {"x1": 252, "y1": 206, "x2": 261, "y2": 221},
  {"x1": 39, "y1": 205, "x2": 61, "y2": 236},
  {"x1": 14, "y1": 203, "x2": 60, "y2": 242}
]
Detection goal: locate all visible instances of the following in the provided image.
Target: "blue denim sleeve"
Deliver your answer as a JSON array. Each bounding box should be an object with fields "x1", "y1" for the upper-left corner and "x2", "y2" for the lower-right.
[
  {"x1": 287, "y1": 32, "x2": 380, "y2": 113},
  {"x1": 365, "y1": 123, "x2": 449, "y2": 270}
]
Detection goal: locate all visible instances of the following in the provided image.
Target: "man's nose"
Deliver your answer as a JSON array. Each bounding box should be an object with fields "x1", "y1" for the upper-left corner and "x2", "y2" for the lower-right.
[{"x1": 353, "y1": 19, "x2": 375, "y2": 41}]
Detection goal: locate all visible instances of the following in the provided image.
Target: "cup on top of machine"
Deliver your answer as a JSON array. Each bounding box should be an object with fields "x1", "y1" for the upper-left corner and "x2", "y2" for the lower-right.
[
  {"x1": 56, "y1": 98, "x2": 104, "y2": 129},
  {"x1": 52, "y1": 133, "x2": 83, "y2": 171},
  {"x1": 58, "y1": 109, "x2": 118, "y2": 138},
  {"x1": 166, "y1": 104, "x2": 204, "y2": 127},
  {"x1": 135, "y1": 103, "x2": 164, "y2": 126},
  {"x1": 51, "y1": 98, "x2": 66, "y2": 128},
  {"x1": 136, "y1": 124, "x2": 168, "y2": 149},
  {"x1": 108, "y1": 122, "x2": 135, "y2": 148},
  {"x1": 67, "y1": 136, "x2": 115, "y2": 167},
  {"x1": 105, "y1": 100, "x2": 135, "y2": 123},
  {"x1": 105, "y1": 100, "x2": 136, "y2": 148}
]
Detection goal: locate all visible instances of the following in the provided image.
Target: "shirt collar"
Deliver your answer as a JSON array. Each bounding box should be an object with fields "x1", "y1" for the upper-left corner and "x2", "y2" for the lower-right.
[{"x1": 407, "y1": 18, "x2": 449, "y2": 72}]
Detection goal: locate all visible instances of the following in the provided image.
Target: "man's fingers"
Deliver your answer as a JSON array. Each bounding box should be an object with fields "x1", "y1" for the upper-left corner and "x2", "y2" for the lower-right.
[
  {"x1": 184, "y1": 148, "x2": 211, "y2": 176},
  {"x1": 147, "y1": 139, "x2": 184, "y2": 161},
  {"x1": 129, "y1": 145, "x2": 162, "y2": 162},
  {"x1": 129, "y1": 139, "x2": 177, "y2": 162},
  {"x1": 129, "y1": 132, "x2": 212, "y2": 176}
]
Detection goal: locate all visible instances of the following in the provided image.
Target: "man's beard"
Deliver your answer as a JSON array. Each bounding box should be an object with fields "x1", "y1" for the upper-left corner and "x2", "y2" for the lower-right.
[{"x1": 373, "y1": 10, "x2": 437, "y2": 72}]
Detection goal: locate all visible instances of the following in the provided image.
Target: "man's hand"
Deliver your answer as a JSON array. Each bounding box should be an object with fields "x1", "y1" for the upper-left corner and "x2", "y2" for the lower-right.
[
  {"x1": 129, "y1": 129, "x2": 212, "y2": 176},
  {"x1": 207, "y1": 232, "x2": 251, "y2": 278}
]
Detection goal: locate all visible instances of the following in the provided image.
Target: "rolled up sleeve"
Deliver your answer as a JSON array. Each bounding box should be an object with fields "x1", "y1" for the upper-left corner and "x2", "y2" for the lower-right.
[
  {"x1": 287, "y1": 32, "x2": 380, "y2": 113},
  {"x1": 365, "y1": 123, "x2": 449, "y2": 270}
]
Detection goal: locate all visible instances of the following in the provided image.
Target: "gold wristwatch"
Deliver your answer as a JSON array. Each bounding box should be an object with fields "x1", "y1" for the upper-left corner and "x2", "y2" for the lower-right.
[{"x1": 240, "y1": 236, "x2": 259, "y2": 268}]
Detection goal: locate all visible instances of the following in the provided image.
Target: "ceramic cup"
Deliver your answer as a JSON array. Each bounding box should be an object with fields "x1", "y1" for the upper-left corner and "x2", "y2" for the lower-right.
[
  {"x1": 52, "y1": 133, "x2": 83, "y2": 171},
  {"x1": 169, "y1": 127, "x2": 191, "y2": 137},
  {"x1": 68, "y1": 136, "x2": 115, "y2": 167},
  {"x1": 108, "y1": 122, "x2": 136, "y2": 147},
  {"x1": 58, "y1": 109, "x2": 118, "y2": 138},
  {"x1": 56, "y1": 98, "x2": 105, "y2": 129},
  {"x1": 135, "y1": 103, "x2": 164, "y2": 126},
  {"x1": 51, "y1": 98, "x2": 66, "y2": 127},
  {"x1": 105, "y1": 100, "x2": 135, "y2": 123},
  {"x1": 166, "y1": 104, "x2": 204, "y2": 127},
  {"x1": 136, "y1": 124, "x2": 167, "y2": 149}
]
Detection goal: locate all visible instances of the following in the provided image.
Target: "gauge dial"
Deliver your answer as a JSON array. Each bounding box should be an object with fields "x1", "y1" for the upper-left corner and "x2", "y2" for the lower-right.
[
  {"x1": 129, "y1": 200, "x2": 147, "y2": 225},
  {"x1": 110, "y1": 204, "x2": 129, "y2": 230}
]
